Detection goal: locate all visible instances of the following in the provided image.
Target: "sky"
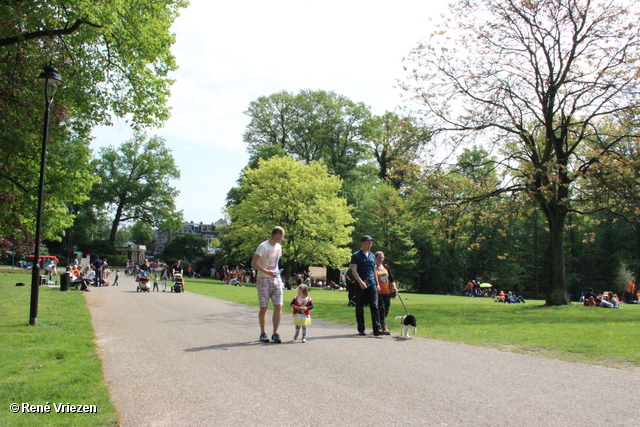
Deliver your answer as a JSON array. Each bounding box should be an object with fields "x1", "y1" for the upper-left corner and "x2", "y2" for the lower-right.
[{"x1": 91, "y1": 0, "x2": 450, "y2": 224}]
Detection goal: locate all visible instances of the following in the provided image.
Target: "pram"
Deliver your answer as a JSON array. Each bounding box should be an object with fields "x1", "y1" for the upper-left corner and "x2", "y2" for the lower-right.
[
  {"x1": 136, "y1": 273, "x2": 151, "y2": 292},
  {"x1": 172, "y1": 273, "x2": 184, "y2": 293}
]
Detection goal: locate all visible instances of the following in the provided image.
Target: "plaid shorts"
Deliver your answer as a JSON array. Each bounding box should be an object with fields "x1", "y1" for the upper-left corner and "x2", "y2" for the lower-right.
[{"x1": 257, "y1": 277, "x2": 284, "y2": 307}]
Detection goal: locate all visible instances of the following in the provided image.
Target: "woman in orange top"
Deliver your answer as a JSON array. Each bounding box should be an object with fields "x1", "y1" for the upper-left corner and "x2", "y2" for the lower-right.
[{"x1": 375, "y1": 251, "x2": 398, "y2": 335}]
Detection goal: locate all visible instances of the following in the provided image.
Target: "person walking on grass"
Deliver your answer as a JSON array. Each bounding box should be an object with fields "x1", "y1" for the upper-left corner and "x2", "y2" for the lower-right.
[
  {"x1": 251, "y1": 226, "x2": 285, "y2": 343},
  {"x1": 350, "y1": 235, "x2": 382, "y2": 337}
]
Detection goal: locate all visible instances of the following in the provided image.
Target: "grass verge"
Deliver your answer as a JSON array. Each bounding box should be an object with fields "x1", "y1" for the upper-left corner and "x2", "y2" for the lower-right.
[
  {"x1": 0, "y1": 272, "x2": 118, "y2": 427},
  {"x1": 185, "y1": 278, "x2": 640, "y2": 369}
]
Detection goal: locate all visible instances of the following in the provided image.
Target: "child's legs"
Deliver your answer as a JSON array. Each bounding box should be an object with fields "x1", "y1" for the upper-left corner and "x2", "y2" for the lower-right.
[
  {"x1": 302, "y1": 325, "x2": 307, "y2": 339},
  {"x1": 294, "y1": 325, "x2": 300, "y2": 339}
]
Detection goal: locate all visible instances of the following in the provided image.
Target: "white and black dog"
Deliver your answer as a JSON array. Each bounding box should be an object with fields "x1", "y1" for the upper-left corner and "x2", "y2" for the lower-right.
[{"x1": 395, "y1": 314, "x2": 417, "y2": 339}]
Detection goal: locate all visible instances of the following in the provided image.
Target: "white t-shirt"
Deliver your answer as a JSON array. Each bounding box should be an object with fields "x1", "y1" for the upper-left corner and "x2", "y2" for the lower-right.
[{"x1": 254, "y1": 240, "x2": 281, "y2": 278}]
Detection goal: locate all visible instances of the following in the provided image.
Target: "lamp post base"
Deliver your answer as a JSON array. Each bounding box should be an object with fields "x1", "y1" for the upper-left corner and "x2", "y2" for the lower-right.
[{"x1": 29, "y1": 264, "x2": 41, "y2": 326}]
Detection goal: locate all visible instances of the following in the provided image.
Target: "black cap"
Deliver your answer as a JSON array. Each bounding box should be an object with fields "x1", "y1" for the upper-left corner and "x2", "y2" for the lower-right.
[{"x1": 361, "y1": 235, "x2": 373, "y2": 242}]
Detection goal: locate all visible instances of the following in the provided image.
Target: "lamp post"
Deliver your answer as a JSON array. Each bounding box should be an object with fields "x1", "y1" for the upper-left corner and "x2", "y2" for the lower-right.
[{"x1": 29, "y1": 64, "x2": 65, "y2": 326}]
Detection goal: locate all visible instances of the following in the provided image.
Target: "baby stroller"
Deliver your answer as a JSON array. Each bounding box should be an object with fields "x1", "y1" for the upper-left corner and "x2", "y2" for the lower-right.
[
  {"x1": 172, "y1": 273, "x2": 184, "y2": 293},
  {"x1": 136, "y1": 273, "x2": 151, "y2": 292}
]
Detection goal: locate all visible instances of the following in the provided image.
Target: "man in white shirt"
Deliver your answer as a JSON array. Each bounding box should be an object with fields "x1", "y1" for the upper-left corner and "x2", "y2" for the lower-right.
[{"x1": 251, "y1": 226, "x2": 285, "y2": 343}]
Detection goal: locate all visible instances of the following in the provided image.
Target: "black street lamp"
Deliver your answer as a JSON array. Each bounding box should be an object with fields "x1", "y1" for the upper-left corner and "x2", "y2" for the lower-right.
[{"x1": 29, "y1": 64, "x2": 65, "y2": 326}]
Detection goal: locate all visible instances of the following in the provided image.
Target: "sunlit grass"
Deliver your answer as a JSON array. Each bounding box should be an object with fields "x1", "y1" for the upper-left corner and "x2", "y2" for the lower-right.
[
  {"x1": 0, "y1": 272, "x2": 118, "y2": 427},
  {"x1": 186, "y1": 277, "x2": 640, "y2": 368}
]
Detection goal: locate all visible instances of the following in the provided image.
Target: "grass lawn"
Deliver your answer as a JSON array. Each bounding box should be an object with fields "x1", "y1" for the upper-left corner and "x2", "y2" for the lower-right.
[
  {"x1": 0, "y1": 270, "x2": 118, "y2": 427},
  {"x1": 185, "y1": 277, "x2": 640, "y2": 369}
]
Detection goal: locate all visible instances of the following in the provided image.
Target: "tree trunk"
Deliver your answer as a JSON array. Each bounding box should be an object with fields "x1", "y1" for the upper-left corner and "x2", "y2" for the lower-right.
[
  {"x1": 109, "y1": 203, "x2": 124, "y2": 244},
  {"x1": 544, "y1": 207, "x2": 570, "y2": 305}
]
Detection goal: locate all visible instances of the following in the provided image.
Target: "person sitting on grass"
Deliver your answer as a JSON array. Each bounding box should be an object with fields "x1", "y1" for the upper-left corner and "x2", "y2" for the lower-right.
[
  {"x1": 599, "y1": 292, "x2": 619, "y2": 308},
  {"x1": 609, "y1": 292, "x2": 620, "y2": 308},
  {"x1": 583, "y1": 296, "x2": 597, "y2": 307},
  {"x1": 505, "y1": 291, "x2": 526, "y2": 303}
]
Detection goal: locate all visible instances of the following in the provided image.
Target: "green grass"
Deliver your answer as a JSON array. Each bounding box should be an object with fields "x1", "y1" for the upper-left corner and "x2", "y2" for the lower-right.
[
  {"x1": 185, "y1": 278, "x2": 640, "y2": 369},
  {"x1": 0, "y1": 272, "x2": 118, "y2": 427}
]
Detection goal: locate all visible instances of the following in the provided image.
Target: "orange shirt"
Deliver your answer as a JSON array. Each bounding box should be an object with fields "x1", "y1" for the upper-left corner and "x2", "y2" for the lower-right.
[
  {"x1": 376, "y1": 266, "x2": 391, "y2": 294},
  {"x1": 629, "y1": 282, "x2": 635, "y2": 293}
]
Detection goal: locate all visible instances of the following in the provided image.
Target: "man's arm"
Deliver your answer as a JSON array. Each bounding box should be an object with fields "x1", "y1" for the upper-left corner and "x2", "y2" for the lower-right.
[{"x1": 351, "y1": 265, "x2": 367, "y2": 290}]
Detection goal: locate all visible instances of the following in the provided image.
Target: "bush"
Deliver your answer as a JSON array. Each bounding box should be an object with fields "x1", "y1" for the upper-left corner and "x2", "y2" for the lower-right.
[{"x1": 615, "y1": 262, "x2": 634, "y2": 296}]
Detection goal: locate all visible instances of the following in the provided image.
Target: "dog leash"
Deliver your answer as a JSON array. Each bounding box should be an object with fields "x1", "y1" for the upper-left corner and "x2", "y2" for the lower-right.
[{"x1": 396, "y1": 292, "x2": 410, "y2": 316}]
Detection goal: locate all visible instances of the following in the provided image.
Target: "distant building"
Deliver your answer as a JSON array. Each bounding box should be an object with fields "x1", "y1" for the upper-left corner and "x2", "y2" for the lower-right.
[
  {"x1": 117, "y1": 242, "x2": 147, "y2": 263},
  {"x1": 154, "y1": 219, "x2": 227, "y2": 255}
]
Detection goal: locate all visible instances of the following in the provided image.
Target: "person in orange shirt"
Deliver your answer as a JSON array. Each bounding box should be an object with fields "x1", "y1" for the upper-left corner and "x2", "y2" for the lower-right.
[
  {"x1": 375, "y1": 251, "x2": 398, "y2": 335},
  {"x1": 627, "y1": 278, "x2": 636, "y2": 304},
  {"x1": 466, "y1": 280, "x2": 474, "y2": 297}
]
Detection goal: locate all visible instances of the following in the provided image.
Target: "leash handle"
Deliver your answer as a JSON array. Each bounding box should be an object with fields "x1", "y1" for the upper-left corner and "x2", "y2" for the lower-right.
[{"x1": 396, "y1": 292, "x2": 410, "y2": 315}]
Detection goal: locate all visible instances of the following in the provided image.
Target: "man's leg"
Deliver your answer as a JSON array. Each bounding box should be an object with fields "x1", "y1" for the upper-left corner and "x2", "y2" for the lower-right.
[
  {"x1": 259, "y1": 306, "x2": 268, "y2": 334},
  {"x1": 257, "y1": 279, "x2": 270, "y2": 337},
  {"x1": 272, "y1": 304, "x2": 282, "y2": 334},
  {"x1": 354, "y1": 286, "x2": 365, "y2": 333},
  {"x1": 368, "y1": 287, "x2": 382, "y2": 334}
]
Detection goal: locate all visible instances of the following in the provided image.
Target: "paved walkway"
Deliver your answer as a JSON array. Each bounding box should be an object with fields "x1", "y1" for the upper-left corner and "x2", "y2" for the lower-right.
[{"x1": 86, "y1": 274, "x2": 640, "y2": 426}]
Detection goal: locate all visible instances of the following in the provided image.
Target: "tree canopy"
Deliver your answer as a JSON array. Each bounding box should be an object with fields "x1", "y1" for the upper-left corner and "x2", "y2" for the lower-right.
[
  {"x1": 243, "y1": 89, "x2": 372, "y2": 182},
  {"x1": 162, "y1": 233, "x2": 207, "y2": 265},
  {"x1": 401, "y1": 0, "x2": 640, "y2": 305},
  {"x1": 0, "y1": 0, "x2": 187, "y2": 255},
  {"x1": 224, "y1": 156, "x2": 354, "y2": 272},
  {"x1": 89, "y1": 132, "x2": 182, "y2": 244}
]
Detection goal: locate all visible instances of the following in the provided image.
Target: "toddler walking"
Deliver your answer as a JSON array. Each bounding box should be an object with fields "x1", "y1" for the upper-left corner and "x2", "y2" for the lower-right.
[
  {"x1": 152, "y1": 274, "x2": 159, "y2": 292},
  {"x1": 113, "y1": 270, "x2": 120, "y2": 286},
  {"x1": 290, "y1": 284, "x2": 313, "y2": 343}
]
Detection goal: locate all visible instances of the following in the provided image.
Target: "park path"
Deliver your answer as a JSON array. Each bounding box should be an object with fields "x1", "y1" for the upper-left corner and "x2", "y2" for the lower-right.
[{"x1": 85, "y1": 274, "x2": 640, "y2": 426}]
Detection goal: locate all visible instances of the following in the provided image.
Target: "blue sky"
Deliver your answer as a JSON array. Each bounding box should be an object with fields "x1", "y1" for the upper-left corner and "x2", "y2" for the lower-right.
[{"x1": 91, "y1": 0, "x2": 448, "y2": 223}]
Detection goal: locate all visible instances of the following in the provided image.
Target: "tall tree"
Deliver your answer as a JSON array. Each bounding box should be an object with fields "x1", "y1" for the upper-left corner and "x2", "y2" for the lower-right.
[
  {"x1": 401, "y1": 0, "x2": 640, "y2": 305},
  {"x1": 350, "y1": 181, "x2": 418, "y2": 286},
  {"x1": 364, "y1": 111, "x2": 430, "y2": 189},
  {"x1": 130, "y1": 221, "x2": 154, "y2": 247},
  {"x1": 0, "y1": 0, "x2": 187, "y2": 253},
  {"x1": 224, "y1": 156, "x2": 354, "y2": 273},
  {"x1": 90, "y1": 133, "x2": 182, "y2": 244},
  {"x1": 162, "y1": 233, "x2": 207, "y2": 265},
  {"x1": 243, "y1": 89, "x2": 372, "y2": 182}
]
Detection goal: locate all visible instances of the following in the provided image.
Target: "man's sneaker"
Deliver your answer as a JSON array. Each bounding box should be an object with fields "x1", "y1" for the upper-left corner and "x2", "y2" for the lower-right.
[
  {"x1": 358, "y1": 331, "x2": 366, "y2": 336},
  {"x1": 301, "y1": 338, "x2": 306, "y2": 343},
  {"x1": 271, "y1": 333, "x2": 282, "y2": 343},
  {"x1": 259, "y1": 333, "x2": 269, "y2": 343}
]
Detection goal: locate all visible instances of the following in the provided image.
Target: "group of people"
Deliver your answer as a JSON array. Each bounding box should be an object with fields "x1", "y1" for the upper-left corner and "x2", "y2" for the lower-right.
[
  {"x1": 150, "y1": 259, "x2": 184, "y2": 291},
  {"x1": 582, "y1": 288, "x2": 622, "y2": 308},
  {"x1": 250, "y1": 227, "x2": 399, "y2": 344},
  {"x1": 494, "y1": 291, "x2": 526, "y2": 304},
  {"x1": 64, "y1": 261, "x2": 118, "y2": 291}
]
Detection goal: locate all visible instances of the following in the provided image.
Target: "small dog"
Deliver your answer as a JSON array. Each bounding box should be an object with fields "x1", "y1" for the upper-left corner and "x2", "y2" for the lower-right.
[{"x1": 395, "y1": 314, "x2": 417, "y2": 339}]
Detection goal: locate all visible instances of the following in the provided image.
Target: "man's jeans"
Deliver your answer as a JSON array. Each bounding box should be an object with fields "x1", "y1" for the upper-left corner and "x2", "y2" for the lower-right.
[{"x1": 355, "y1": 285, "x2": 381, "y2": 333}]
